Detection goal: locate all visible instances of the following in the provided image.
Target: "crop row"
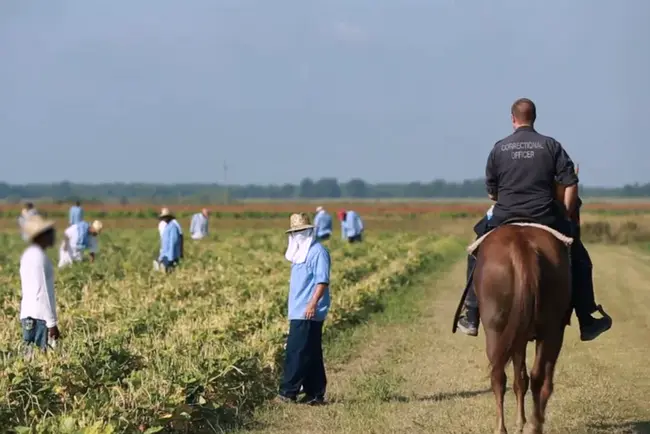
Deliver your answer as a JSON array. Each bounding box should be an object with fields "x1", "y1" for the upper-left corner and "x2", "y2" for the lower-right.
[{"x1": 0, "y1": 229, "x2": 465, "y2": 433}]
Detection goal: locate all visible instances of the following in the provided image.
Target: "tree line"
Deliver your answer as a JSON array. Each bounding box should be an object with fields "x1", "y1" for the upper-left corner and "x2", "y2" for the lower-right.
[{"x1": 0, "y1": 179, "x2": 648, "y2": 203}]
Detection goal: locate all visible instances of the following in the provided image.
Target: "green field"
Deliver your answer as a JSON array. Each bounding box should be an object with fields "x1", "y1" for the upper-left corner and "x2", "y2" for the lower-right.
[{"x1": 1, "y1": 210, "x2": 649, "y2": 433}]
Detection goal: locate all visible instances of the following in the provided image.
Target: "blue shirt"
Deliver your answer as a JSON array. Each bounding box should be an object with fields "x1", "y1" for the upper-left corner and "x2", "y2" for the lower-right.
[
  {"x1": 69, "y1": 206, "x2": 84, "y2": 225},
  {"x1": 288, "y1": 243, "x2": 331, "y2": 321},
  {"x1": 314, "y1": 211, "x2": 332, "y2": 237},
  {"x1": 190, "y1": 213, "x2": 208, "y2": 238},
  {"x1": 75, "y1": 221, "x2": 90, "y2": 249},
  {"x1": 159, "y1": 221, "x2": 181, "y2": 262},
  {"x1": 341, "y1": 210, "x2": 364, "y2": 238}
]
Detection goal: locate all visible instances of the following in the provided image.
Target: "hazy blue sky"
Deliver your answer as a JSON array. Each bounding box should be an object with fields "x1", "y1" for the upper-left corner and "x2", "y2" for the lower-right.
[{"x1": 1, "y1": 1, "x2": 648, "y2": 186}]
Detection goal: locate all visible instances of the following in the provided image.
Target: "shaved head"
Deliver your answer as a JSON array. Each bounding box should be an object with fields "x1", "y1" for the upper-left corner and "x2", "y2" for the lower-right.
[{"x1": 511, "y1": 98, "x2": 537, "y2": 124}]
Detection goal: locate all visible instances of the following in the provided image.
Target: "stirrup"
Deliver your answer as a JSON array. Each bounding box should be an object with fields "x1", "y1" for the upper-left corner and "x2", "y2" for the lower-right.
[{"x1": 595, "y1": 305, "x2": 611, "y2": 320}]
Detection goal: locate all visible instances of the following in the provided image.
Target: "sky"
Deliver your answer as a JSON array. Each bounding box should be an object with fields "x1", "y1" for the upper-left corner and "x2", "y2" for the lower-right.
[{"x1": 1, "y1": 1, "x2": 648, "y2": 187}]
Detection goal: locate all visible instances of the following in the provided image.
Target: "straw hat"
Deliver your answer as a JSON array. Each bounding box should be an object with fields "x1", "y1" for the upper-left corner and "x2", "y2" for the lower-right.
[
  {"x1": 91, "y1": 220, "x2": 103, "y2": 233},
  {"x1": 159, "y1": 207, "x2": 173, "y2": 218},
  {"x1": 286, "y1": 213, "x2": 314, "y2": 233},
  {"x1": 316, "y1": 206, "x2": 323, "y2": 213},
  {"x1": 23, "y1": 215, "x2": 55, "y2": 241}
]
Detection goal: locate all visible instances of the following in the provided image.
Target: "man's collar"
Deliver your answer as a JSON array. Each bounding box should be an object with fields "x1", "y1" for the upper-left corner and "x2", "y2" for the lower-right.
[{"x1": 515, "y1": 125, "x2": 535, "y2": 132}]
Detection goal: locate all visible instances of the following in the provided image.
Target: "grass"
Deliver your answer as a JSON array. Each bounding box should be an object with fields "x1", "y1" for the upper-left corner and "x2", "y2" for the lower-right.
[
  {"x1": 241, "y1": 245, "x2": 650, "y2": 434},
  {"x1": 2, "y1": 207, "x2": 650, "y2": 433},
  {"x1": 0, "y1": 225, "x2": 462, "y2": 433}
]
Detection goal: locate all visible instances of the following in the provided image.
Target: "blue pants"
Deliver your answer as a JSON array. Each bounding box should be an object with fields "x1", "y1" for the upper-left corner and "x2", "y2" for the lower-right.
[
  {"x1": 22, "y1": 317, "x2": 48, "y2": 350},
  {"x1": 279, "y1": 320, "x2": 327, "y2": 399},
  {"x1": 348, "y1": 234, "x2": 363, "y2": 243}
]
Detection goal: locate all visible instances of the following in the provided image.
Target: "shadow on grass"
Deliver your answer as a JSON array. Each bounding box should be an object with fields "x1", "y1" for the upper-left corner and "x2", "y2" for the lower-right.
[
  {"x1": 326, "y1": 388, "x2": 492, "y2": 405},
  {"x1": 587, "y1": 420, "x2": 650, "y2": 434}
]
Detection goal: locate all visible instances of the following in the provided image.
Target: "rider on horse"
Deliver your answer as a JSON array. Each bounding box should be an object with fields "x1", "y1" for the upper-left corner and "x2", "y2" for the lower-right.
[{"x1": 457, "y1": 98, "x2": 612, "y2": 342}]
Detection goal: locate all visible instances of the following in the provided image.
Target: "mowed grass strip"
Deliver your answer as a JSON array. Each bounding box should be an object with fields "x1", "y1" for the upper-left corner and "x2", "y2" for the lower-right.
[
  {"x1": 245, "y1": 245, "x2": 650, "y2": 434},
  {"x1": 0, "y1": 228, "x2": 462, "y2": 432}
]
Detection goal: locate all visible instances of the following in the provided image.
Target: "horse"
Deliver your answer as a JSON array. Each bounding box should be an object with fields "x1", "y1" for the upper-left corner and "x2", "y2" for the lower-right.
[{"x1": 473, "y1": 223, "x2": 572, "y2": 434}]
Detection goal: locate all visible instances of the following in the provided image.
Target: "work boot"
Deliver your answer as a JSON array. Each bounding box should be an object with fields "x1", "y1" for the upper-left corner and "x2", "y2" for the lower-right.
[
  {"x1": 457, "y1": 306, "x2": 479, "y2": 337},
  {"x1": 579, "y1": 305, "x2": 612, "y2": 341}
]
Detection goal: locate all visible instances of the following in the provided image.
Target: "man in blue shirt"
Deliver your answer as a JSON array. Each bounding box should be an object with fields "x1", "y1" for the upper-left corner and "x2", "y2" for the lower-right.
[
  {"x1": 338, "y1": 209, "x2": 364, "y2": 243},
  {"x1": 313, "y1": 206, "x2": 332, "y2": 241},
  {"x1": 276, "y1": 213, "x2": 331, "y2": 405},
  {"x1": 154, "y1": 208, "x2": 182, "y2": 273},
  {"x1": 190, "y1": 208, "x2": 209, "y2": 240},
  {"x1": 69, "y1": 201, "x2": 83, "y2": 225}
]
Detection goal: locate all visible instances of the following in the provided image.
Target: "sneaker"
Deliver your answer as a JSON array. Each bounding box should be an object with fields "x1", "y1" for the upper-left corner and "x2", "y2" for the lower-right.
[
  {"x1": 457, "y1": 316, "x2": 479, "y2": 337},
  {"x1": 298, "y1": 395, "x2": 326, "y2": 406},
  {"x1": 457, "y1": 307, "x2": 479, "y2": 337},
  {"x1": 580, "y1": 306, "x2": 612, "y2": 341},
  {"x1": 152, "y1": 260, "x2": 159, "y2": 271}
]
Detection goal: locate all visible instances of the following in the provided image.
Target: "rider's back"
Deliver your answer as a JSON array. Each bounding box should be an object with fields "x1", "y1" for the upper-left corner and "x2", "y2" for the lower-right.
[{"x1": 487, "y1": 126, "x2": 573, "y2": 222}]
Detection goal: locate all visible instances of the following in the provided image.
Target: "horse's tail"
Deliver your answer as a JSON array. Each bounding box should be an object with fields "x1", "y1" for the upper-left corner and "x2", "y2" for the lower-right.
[{"x1": 492, "y1": 234, "x2": 540, "y2": 369}]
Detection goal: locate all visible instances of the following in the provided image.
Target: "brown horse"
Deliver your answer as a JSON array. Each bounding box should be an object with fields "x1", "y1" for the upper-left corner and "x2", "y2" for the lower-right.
[{"x1": 474, "y1": 224, "x2": 572, "y2": 434}]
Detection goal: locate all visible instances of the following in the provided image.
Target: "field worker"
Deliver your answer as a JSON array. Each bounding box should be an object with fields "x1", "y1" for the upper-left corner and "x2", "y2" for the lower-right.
[
  {"x1": 190, "y1": 208, "x2": 209, "y2": 240},
  {"x1": 18, "y1": 202, "x2": 39, "y2": 241},
  {"x1": 154, "y1": 208, "x2": 183, "y2": 272},
  {"x1": 158, "y1": 207, "x2": 184, "y2": 258},
  {"x1": 313, "y1": 206, "x2": 332, "y2": 240},
  {"x1": 68, "y1": 200, "x2": 84, "y2": 225},
  {"x1": 338, "y1": 209, "x2": 364, "y2": 243},
  {"x1": 19, "y1": 215, "x2": 59, "y2": 355},
  {"x1": 275, "y1": 213, "x2": 331, "y2": 405},
  {"x1": 456, "y1": 98, "x2": 611, "y2": 342},
  {"x1": 58, "y1": 220, "x2": 104, "y2": 268}
]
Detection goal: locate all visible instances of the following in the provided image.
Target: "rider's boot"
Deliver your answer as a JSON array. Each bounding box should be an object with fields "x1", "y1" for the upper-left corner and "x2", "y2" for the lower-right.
[
  {"x1": 457, "y1": 254, "x2": 480, "y2": 337},
  {"x1": 572, "y1": 241, "x2": 612, "y2": 341}
]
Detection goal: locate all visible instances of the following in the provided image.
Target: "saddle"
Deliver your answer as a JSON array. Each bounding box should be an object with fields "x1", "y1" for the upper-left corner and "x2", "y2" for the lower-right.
[
  {"x1": 453, "y1": 218, "x2": 574, "y2": 335},
  {"x1": 467, "y1": 218, "x2": 573, "y2": 256}
]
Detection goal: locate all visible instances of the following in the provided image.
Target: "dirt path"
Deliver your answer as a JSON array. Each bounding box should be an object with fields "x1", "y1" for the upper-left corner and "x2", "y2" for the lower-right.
[{"x1": 242, "y1": 245, "x2": 650, "y2": 434}]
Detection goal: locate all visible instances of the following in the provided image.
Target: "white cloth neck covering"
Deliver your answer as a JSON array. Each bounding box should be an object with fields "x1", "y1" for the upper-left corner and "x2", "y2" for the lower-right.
[{"x1": 285, "y1": 229, "x2": 315, "y2": 264}]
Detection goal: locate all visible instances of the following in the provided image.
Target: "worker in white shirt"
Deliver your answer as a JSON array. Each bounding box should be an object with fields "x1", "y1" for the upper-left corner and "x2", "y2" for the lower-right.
[
  {"x1": 190, "y1": 208, "x2": 209, "y2": 240},
  {"x1": 19, "y1": 214, "x2": 59, "y2": 354},
  {"x1": 157, "y1": 208, "x2": 184, "y2": 258},
  {"x1": 58, "y1": 220, "x2": 104, "y2": 268}
]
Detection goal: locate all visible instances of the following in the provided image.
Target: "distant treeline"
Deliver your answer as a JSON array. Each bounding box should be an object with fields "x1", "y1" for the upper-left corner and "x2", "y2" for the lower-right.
[{"x1": 1, "y1": 179, "x2": 649, "y2": 203}]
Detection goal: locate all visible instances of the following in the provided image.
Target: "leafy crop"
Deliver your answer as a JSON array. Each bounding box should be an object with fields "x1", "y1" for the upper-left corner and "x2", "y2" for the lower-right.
[{"x1": 0, "y1": 228, "x2": 463, "y2": 433}]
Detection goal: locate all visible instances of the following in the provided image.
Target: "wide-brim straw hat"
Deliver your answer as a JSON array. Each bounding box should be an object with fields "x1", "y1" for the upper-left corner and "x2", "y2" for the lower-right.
[
  {"x1": 286, "y1": 213, "x2": 315, "y2": 233},
  {"x1": 159, "y1": 207, "x2": 173, "y2": 218},
  {"x1": 91, "y1": 220, "x2": 103, "y2": 233},
  {"x1": 23, "y1": 215, "x2": 55, "y2": 241},
  {"x1": 316, "y1": 206, "x2": 324, "y2": 213}
]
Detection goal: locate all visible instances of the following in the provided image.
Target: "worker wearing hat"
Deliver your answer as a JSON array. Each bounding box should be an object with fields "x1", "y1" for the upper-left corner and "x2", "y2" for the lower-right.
[
  {"x1": 19, "y1": 215, "x2": 60, "y2": 355},
  {"x1": 58, "y1": 219, "x2": 104, "y2": 268},
  {"x1": 276, "y1": 213, "x2": 331, "y2": 405},
  {"x1": 155, "y1": 207, "x2": 183, "y2": 272}
]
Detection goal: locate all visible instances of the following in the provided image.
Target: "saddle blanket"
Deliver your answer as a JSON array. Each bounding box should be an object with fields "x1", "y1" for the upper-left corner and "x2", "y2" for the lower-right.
[{"x1": 467, "y1": 222, "x2": 573, "y2": 256}]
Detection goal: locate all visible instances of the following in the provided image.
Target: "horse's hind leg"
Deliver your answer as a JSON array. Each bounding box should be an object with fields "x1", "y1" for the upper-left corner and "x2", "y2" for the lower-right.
[
  {"x1": 487, "y1": 330, "x2": 508, "y2": 434},
  {"x1": 512, "y1": 345, "x2": 529, "y2": 433},
  {"x1": 525, "y1": 331, "x2": 564, "y2": 434},
  {"x1": 491, "y1": 364, "x2": 508, "y2": 434}
]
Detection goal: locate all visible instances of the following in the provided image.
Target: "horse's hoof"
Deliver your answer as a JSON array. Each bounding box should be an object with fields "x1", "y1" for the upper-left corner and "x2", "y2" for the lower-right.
[{"x1": 523, "y1": 423, "x2": 542, "y2": 434}]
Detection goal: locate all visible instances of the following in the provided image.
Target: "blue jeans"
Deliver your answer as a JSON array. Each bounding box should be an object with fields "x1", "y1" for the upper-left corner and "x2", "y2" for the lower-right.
[
  {"x1": 22, "y1": 317, "x2": 48, "y2": 350},
  {"x1": 279, "y1": 320, "x2": 327, "y2": 399}
]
